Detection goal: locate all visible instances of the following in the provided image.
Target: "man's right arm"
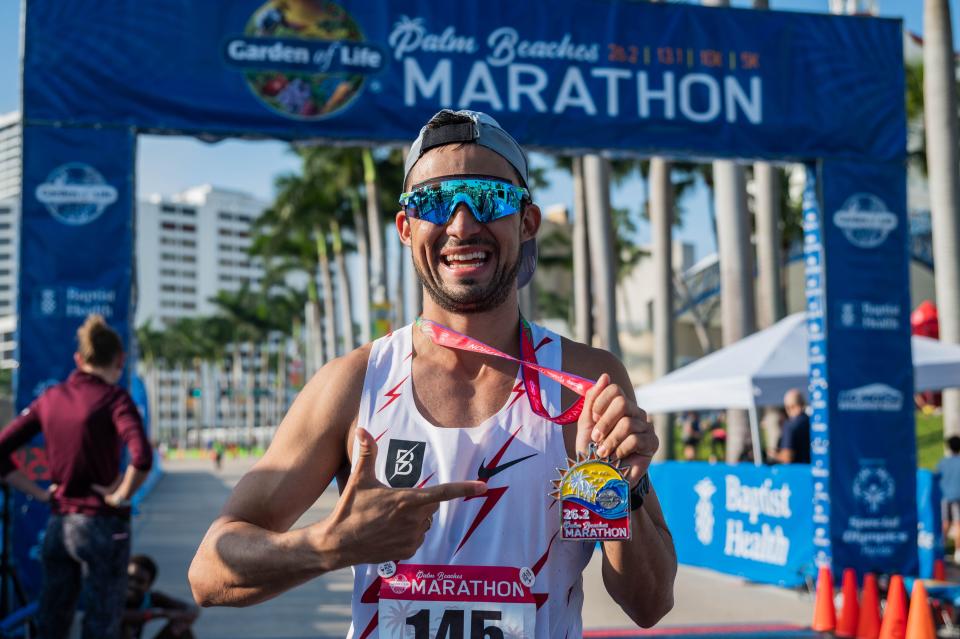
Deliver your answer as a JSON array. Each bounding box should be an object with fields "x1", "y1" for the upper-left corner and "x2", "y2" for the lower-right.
[
  {"x1": 188, "y1": 346, "x2": 486, "y2": 607},
  {"x1": 188, "y1": 348, "x2": 369, "y2": 607}
]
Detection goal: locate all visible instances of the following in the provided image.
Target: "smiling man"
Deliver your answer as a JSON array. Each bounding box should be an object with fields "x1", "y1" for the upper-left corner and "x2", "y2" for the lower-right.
[{"x1": 189, "y1": 109, "x2": 676, "y2": 637}]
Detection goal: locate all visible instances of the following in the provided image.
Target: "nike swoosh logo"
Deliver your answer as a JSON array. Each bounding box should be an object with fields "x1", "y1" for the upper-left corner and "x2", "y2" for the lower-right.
[{"x1": 477, "y1": 453, "x2": 537, "y2": 481}]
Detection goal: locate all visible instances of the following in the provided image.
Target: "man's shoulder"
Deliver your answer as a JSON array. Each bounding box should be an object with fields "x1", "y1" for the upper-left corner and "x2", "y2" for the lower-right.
[
  {"x1": 941, "y1": 455, "x2": 960, "y2": 471},
  {"x1": 303, "y1": 343, "x2": 373, "y2": 402},
  {"x1": 559, "y1": 336, "x2": 630, "y2": 385}
]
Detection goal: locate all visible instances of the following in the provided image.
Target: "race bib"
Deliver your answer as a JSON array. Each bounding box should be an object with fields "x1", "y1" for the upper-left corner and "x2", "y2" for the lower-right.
[{"x1": 377, "y1": 563, "x2": 536, "y2": 639}]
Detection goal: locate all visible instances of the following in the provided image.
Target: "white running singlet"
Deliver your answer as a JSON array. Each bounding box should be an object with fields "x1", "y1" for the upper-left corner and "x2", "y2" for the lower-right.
[{"x1": 347, "y1": 322, "x2": 593, "y2": 639}]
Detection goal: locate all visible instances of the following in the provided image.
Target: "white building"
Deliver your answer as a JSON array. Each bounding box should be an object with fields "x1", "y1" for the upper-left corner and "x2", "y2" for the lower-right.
[
  {"x1": 0, "y1": 112, "x2": 20, "y2": 203},
  {"x1": 0, "y1": 198, "x2": 18, "y2": 319},
  {"x1": 0, "y1": 113, "x2": 21, "y2": 318},
  {"x1": 135, "y1": 184, "x2": 267, "y2": 328}
]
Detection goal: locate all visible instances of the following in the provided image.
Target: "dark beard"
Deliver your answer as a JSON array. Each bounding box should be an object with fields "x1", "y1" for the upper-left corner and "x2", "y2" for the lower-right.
[{"x1": 413, "y1": 244, "x2": 521, "y2": 315}]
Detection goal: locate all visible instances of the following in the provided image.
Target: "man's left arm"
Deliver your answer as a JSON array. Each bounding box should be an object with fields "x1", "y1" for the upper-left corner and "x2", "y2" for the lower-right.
[{"x1": 572, "y1": 351, "x2": 677, "y2": 627}]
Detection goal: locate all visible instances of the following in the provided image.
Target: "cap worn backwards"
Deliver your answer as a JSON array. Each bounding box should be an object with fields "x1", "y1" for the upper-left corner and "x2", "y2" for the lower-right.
[{"x1": 404, "y1": 109, "x2": 537, "y2": 289}]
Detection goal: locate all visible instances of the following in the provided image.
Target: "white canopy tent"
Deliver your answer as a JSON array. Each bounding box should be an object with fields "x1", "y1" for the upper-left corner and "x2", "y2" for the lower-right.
[{"x1": 635, "y1": 312, "x2": 960, "y2": 464}]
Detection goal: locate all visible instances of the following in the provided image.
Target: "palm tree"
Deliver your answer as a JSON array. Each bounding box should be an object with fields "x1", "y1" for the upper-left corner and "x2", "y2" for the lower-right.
[
  {"x1": 254, "y1": 171, "x2": 331, "y2": 374},
  {"x1": 924, "y1": 0, "x2": 960, "y2": 437}
]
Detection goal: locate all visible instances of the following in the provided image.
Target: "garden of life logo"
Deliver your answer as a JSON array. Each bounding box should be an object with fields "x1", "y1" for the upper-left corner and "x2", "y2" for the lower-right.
[
  {"x1": 223, "y1": 0, "x2": 386, "y2": 120},
  {"x1": 853, "y1": 465, "x2": 895, "y2": 513},
  {"x1": 693, "y1": 477, "x2": 716, "y2": 546},
  {"x1": 35, "y1": 163, "x2": 117, "y2": 226},
  {"x1": 832, "y1": 193, "x2": 898, "y2": 249}
]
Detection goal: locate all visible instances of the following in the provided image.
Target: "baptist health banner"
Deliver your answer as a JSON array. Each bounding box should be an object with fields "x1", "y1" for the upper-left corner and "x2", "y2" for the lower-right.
[
  {"x1": 13, "y1": 125, "x2": 134, "y2": 597},
  {"x1": 812, "y1": 160, "x2": 917, "y2": 576},
  {"x1": 23, "y1": 1, "x2": 903, "y2": 163},
  {"x1": 651, "y1": 463, "x2": 814, "y2": 587}
]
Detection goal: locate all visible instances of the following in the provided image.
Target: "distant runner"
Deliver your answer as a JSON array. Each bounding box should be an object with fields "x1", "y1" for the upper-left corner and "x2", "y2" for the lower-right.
[{"x1": 189, "y1": 109, "x2": 676, "y2": 637}]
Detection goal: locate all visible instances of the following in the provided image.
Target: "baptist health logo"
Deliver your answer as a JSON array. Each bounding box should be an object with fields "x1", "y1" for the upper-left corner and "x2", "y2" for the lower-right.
[
  {"x1": 837, "y1": 383, "x2": 903, "y2": 412},
  {"x1": 35, "y1": 163, "x2": 118, "y2": 226},
  {"x1": 832, "y1": 193, "x2": 898, "y2": 249},
  {"x1": 693, "y1": 478, "x2": 716, "y2": 545}
]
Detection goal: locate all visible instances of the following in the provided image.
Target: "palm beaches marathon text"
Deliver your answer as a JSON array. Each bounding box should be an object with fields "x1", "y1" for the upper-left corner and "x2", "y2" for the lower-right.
[{"x1": 389, "y1": 20, "x2": 763, "y2": 124}]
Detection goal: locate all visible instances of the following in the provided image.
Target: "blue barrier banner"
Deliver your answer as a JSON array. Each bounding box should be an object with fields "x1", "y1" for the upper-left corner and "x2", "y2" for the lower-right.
[
  {"x1": 649, "y1": 462, "x2": 815, "y2": 587},
  {"x1": 917, "y1": 469, "x2": 944, "y2": 578},
  {"x1": 13, "y1": 125, "x2": 135, "y2": 597},
  {"x1": 23, "y1": 1, "x2": 902, "y2": 161},
  {"x1": 820, "y1": 159, "x2": 916, "y2": 576}
]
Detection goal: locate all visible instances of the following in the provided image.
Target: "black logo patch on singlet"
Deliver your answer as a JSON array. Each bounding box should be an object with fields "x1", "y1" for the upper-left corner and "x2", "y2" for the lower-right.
[{"x1": 385, "y1": 439, "x2": 425, "y2": 488}]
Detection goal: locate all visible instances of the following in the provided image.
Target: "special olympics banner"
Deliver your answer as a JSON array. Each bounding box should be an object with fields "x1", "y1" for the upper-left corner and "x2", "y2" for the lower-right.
[
  {"x1": 23, "y1": 1, "x2": 903, "y2": 161},
  {"x1": 819, "y1": 159, "x2": 916, "y2": 576},
  {"x1": 649, "y1": 462, "x2": 814, "y2": 587}
]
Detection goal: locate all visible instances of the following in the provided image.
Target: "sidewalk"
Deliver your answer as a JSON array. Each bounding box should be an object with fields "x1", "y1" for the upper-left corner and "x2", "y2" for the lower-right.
[{"x1": 131, "y1": 457, "x2": 814, "y2": 638}]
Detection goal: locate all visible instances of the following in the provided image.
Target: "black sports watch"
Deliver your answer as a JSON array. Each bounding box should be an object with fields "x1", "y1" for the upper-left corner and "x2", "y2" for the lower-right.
[{"x1": 629, "y1": 473, "x2": 651, "y2": 511}]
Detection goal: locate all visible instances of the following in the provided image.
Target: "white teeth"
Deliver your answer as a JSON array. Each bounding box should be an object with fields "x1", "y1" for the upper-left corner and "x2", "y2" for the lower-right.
[{"x1": 446, "y1": 251, "x2": 487, "y2": 262}]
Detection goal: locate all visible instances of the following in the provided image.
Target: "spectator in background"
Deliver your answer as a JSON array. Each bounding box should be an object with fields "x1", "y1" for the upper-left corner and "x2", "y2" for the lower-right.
[
  {"x1": 123, "y1": 554, "x2": 199, "y2": 639},
  {"x1": 681, "y1": 411, "x2": 702, "y2": 460},
  {"x1": 707, "y1": 412, "x2": 727, "y2": 462},
  {"x1": 938, "y1": 436, "x2": 960, "y2": 562},
  {"x1": 776, "y1": 389, "x2": 810, "y2": 464},
  {"x1": 0, "y1": 314, "x2": 153, "y2": 639}
]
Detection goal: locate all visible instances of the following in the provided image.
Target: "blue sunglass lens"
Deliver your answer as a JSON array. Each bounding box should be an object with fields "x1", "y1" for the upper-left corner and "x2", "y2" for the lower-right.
[{"x1": 401, "y1": 180, "x2": 526, "y2": 225}]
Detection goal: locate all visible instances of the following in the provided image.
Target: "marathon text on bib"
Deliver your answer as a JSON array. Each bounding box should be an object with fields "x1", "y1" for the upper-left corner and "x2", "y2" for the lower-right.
[{"x1": 378, "y1": 564, "x2": 536, "y2": 639}]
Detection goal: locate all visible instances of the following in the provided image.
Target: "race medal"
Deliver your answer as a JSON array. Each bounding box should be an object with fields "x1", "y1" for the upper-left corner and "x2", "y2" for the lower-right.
[{"x1": 552, "y1": 443, "x2": 631, "y2": 541}]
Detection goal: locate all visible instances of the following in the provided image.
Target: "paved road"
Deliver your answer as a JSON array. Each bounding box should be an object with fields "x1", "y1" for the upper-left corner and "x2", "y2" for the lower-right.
[{"x1": 131, "y1": 457, "x2": 814, "y2": 638}]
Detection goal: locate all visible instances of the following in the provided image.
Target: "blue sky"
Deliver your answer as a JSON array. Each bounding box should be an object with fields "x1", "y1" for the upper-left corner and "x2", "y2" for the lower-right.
[{"x1": 0, "y1": 1, "x2": 954, "y2": 261}]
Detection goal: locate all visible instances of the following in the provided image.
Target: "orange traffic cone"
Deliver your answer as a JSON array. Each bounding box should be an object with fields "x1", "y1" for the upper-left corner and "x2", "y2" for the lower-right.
[
  {"x1": 933, "y1": 558, "x2": 946, "y2": 581},
  {"x1": 879, "y1": 574, "x2": 908, "y2": 639},
  {"x1": 813, "y1": 565, "x2": 837, "y2": 632},
  {"x1": 905, "y1": 580, "x2": 935, "y2": 639},
  {"x1": 837, "y1": 568, "x2": 860, "y2": 637},
  {"x1": 857, "y1": 573, "x2": 882, "y2": 639}
]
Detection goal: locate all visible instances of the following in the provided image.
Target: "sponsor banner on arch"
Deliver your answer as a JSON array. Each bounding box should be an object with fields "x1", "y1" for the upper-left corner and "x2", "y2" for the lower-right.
[
  {"x1": 820, "y1": 159, "x2": 916, "y2": 576},
  {"x1": 24, "y1": 0, "x2": 903, "y2": 160},
  {"x1": 649, "y1": 462, "x2": 814, "y2": 587},
  {"x1": 17, "y1": 125, "x2": 135, "y2": 411}
]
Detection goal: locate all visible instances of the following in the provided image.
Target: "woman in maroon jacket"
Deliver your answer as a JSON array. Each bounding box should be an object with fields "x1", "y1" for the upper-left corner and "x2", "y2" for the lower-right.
[{"x1": 0, "y1": 314, "x2": 153, "y2": 639}]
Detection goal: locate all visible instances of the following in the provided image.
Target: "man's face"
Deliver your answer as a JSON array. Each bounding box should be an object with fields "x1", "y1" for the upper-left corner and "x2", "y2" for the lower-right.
[
  {"x1": 126, "y1": 563, "x2": 153, "y2": 602},
  {"x1": 397, "y1": 144, "x2": 540, "y2": 314}
]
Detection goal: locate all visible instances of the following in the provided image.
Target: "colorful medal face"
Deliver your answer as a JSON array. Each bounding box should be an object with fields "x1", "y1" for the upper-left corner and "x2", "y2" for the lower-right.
[{"x1": 552, "y1": 443, "x2": 631, "y2": 541}]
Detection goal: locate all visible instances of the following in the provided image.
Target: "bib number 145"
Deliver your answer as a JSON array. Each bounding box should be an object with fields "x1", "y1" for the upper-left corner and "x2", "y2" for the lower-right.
[{"x1": 405, "y1": 608, "x2": 504, "y2": 639}]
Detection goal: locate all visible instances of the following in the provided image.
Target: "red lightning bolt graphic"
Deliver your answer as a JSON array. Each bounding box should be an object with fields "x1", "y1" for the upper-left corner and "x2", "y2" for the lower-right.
[
  {"x1": 416, "y1": 472, "x2": 435, "y2": 488},
  {"x1": 376, "y1": 375, "x2": 409, "y2": 415},
  {"x1": 506, "y1": 380, "x2": 526, "y2": 410},
  {"x1": 531, "y1": 531, "x2": 559, "y2": 610},
  {"x1": 534, "y1": 335, "x2": 553, "y2": 352},
  {"x1": 357, "y1": 574, "x2": 383, "y2": 639},
  {"x1": 455, "y1": 426, "x2": 526, "y2": 554}
]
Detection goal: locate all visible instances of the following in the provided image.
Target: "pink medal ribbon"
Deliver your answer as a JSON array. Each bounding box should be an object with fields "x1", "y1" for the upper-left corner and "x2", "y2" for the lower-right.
[{"x1": 415, "y1": 317, "x2": 594, "y2": 425}]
